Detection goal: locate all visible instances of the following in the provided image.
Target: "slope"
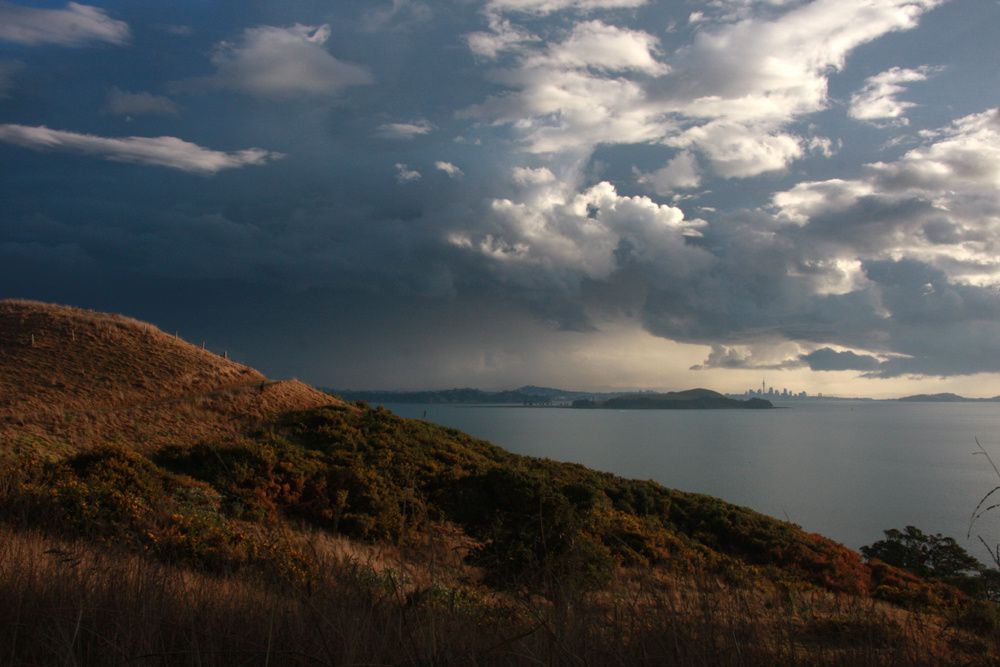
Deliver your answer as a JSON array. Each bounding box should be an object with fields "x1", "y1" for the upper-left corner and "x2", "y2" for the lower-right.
[{"x1": 0, "y1": 300, "x2": 341, "y2": 452}]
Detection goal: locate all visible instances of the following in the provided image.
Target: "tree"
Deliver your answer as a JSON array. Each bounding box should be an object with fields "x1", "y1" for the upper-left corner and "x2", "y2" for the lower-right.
[{"x1": 861, "y1": 525, "x2": 983, "y2": 579}]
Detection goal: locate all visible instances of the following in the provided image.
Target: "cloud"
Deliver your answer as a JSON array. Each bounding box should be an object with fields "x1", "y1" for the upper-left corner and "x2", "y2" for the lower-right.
[
  {"x1": 0, "y1": 124, "x2": 281, "y2": 174},
  {"x1": 461, "y1": 20, "x2": 668, "y2": 153},
  {"x1": 461, "y1": 25, "x2": 666, "y2": 153},
  {"x1": 466, "y1": 15, "x2": 539, "y2": 59},
  {"x1": 448, "y1": 179, "x2": 708, "y2": 299},
  {"x1": 374, "y1": 119, "x2": 434, "y2": 140},
  {"x1": 486, "y1": 0, "x2": 648, "y2": 15},
  {"x1": 524, "y1": 20, "x2": 668, "y2": 75},
  {"x1": 799, "y1": 347, "x2": 881, "y2": 371},
  {"x1": 394, "y1": 162, "x2": 421, "y2": 182},
  {"x1": 651, "y1": 0, "x2": 943, "y2": 175},
  {"x1": 466, "y1": 0, "x2": 941, "y2": 174},
  {"x1": 161, "y1": 24, "x2": 192, "y2": 36},
  {"x1": 511, "y1": 166, "x2": 556, "y2": 185},
  {"x1": 0, "y1": 60, "x2": 23, "y2": 99},
  {"x1": 0, "y1": 2, "x2": 129, "y2": 46},
  {"x1": 691, "y1": 344, "x2": 804, "y2": 370},
  {"x1": 635, "y1": 150, "x2": 701, "y2": 193},
  {"x1": 772, "y1": 108, "x2": 1000, "y2": 283},
  {"x1": 189, "y1": 24, "x2": 372, "y2": 98},
  {"x1": 103, "y1": 87, "x2": 179, "y2": 117},
  {"x1": 709, "y1": 107, "x2": 1000, "y2": 377},
  {"x1": 361, "y1": 0, "x2": 432, "y2": 32},
  {"x1": 435, "y1": 161, "x2": 464, "y2": 178},
  {"x1": 849, "y1": 66, "x2": 935, "y2": 126},
  {"x1": 666, "y1": 123, "x2": 804, "y2": 179}
]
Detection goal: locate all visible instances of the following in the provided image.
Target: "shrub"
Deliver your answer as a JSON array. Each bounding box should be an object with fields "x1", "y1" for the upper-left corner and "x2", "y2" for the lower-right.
[{"x1": 447, "y1": 468, "x2": 615, "y2": 593}]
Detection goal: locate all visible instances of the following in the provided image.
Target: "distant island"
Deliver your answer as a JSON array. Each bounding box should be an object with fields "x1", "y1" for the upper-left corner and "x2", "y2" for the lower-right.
[
  {"x1": 572, "y1": 388, "x2": 773, "y2": 410},
  {"x1": 897, "y1": 393, "x2": 1000, "y2": 403},
  {"x1": 333, "y1": 386, "x2": 773, "y2": 409},
  {"x1": 330, "y1": 385, "x2": 623, "y2": 405}
]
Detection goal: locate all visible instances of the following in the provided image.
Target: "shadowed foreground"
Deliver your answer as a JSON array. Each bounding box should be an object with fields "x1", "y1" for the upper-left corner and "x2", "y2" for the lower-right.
[{"x1": 1, "y1": 529, "x2": 992, "y2": 667}]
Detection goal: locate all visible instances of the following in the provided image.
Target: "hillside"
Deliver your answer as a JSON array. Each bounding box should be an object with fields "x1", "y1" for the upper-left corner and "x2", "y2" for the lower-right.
[
  {"x1": 0, "y1": 300, "x2": 341, "y2": 452},
  {"x1": 0, "y1": 301, "x2": 997, "y2": 665}
]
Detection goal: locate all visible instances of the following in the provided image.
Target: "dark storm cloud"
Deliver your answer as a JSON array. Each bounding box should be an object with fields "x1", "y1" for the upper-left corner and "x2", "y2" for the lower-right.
[
  {"x1": 800, "y1": 348, "x2": 881, "y2": 372},
  {"x1": 2, "y1": 0, "x2": 1000, "y2": 388}
]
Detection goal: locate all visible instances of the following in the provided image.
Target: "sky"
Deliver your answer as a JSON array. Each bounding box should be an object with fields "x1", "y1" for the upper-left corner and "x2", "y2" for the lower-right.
[{"x1": 1, "y1": 0, "x2": 999, "y2": 397}]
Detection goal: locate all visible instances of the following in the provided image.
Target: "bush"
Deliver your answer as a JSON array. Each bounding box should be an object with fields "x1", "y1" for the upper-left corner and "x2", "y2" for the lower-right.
[{"x1": 447, "y1": 468, "x2": 615, "y2": 593}]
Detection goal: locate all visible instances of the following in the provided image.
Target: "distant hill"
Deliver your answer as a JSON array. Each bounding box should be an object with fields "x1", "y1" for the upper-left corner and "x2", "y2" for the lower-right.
[
  {"x1": 897, "y1": 393, "x2": 1000, "y2": 403},
  {"x1": 331, "y1": 385, "x2": 770, "y2": 408},
  {"x1": 573, "y1": 388, "x2": 773, "y2": 410},
  {"x1": 331, "y1": 384, "x2": 621, "y2": 405},
  {"x1": 0, "y1": 300, "x2": 340, "y2": 451}
]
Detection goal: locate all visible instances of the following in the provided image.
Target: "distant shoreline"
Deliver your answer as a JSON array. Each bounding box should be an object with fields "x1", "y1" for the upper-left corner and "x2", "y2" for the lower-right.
[{"x1": 330, "y1": 386, "x2": 1000, "y2": 405}]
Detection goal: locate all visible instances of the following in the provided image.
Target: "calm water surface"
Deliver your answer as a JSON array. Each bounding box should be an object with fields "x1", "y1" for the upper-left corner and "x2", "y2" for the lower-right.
[{"x1": 384, "y1": 400, "x2": 1000, "y2": 552}]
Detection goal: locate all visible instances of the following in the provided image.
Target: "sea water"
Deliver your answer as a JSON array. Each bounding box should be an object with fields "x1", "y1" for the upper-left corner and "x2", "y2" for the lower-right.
[{"x1": 384, "y1": 400, "x2": 1000, "y2": 553}]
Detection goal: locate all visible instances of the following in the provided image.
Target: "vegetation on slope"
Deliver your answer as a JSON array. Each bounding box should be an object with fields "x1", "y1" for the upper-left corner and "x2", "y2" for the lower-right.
[
  {"x1": 1, "y1": 300, "x2": 999, "y2": 664},
  {"x1": 0, "y1": 401, "x2": 967, "y2": 607}
]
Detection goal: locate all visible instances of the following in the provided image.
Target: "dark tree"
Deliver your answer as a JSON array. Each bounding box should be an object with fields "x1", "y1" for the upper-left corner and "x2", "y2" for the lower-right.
[{"x1": 861, "y1": 526, "x2": 983, "y2": 579}]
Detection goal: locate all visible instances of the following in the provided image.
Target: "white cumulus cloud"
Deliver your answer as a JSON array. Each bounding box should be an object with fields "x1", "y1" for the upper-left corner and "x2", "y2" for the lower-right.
[
  {"x1": 0, "y1": 124, "x2": 281, "y2": 174},
  {"x1": 486, "y1": 0, "x2": 648, "y2": 15},
  {"x1": 635, "y1": 150, "x2": 701, "y2": 193},
  {"x1": 375, "y1": 120, "x2": 434, "y2": 139},
  {"x1": 771, "y1": 107, "x2": 1000, "y2": 284},
  {"x1": 512, "y1": 166, "x2": 556, "y2": 185},
  {"x1": 190, "y1": 24, "x2": 372, "y2": 98},
  {"x1": 466, "y1": 15, "x2": 539, "y2": 59},
  {"x1": 435, "y1": 161, "x2": 464, "y2": 178},
  {"x1": 449, "y1": 179, "x2": 708, "y2": 292},
  {"x1": 395, "y1": 162, "x2": 422, "y2": 182},
  {"x1": 849, "y1": 66, "x2": 935, "y2": 126},
  {"x1": 525, "y1": 21, "x2": 667, "y2": 75},
  {"x1": 0, "y1": 2, "x2": 129, "y2": 46},
  {"x1": 467, "y1": 0, "x2": 943, "y2": 176}
]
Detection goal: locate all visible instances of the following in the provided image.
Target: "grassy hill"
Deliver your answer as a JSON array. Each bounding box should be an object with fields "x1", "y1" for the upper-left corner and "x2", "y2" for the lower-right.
[
  {"x1": 0, "y1": 300, "x2": 997, "y2": 665},
  {"x1": 0, "y1": 299, "x2": 340, "y2": 453}
]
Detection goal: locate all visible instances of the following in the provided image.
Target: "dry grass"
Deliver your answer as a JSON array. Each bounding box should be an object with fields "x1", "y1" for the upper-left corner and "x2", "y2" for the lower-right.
[
  {"x1": 0, "y1": 526, "x2": 995, "y2": 667},
  {"x1": 0, "y1": 300, "x2": 342, "y2": 452}
]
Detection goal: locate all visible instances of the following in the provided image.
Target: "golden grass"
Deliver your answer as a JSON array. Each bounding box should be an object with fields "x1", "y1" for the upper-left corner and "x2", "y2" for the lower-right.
[
  {"x1": 0, "y1": 300, "x2": 343, "y2": 452},
  {"x1": 0, "y1": 526, "x2": 995, "y2": 666}
]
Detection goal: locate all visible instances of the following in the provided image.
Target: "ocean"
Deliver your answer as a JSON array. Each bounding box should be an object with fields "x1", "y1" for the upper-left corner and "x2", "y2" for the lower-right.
[{"x1": 384, "y1": 400, "x2": 1000, "y2": 553}]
